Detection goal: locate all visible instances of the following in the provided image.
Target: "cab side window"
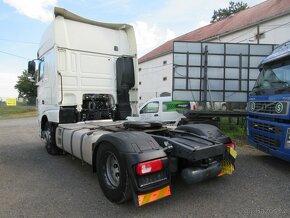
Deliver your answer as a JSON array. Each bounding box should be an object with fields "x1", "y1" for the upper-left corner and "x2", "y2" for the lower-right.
[
  {"x1": 38, "y1": 60, "x2": 45, "y2": 81},
  {"x1": 141, "y1": 101, "x2": 159, "y2": 113},
  {"x1": 162, "y1": 101, "x2": 190, "y2": 112},
  {"x1": 162, "y1": 101, "x2": 170, "y2": 112}
]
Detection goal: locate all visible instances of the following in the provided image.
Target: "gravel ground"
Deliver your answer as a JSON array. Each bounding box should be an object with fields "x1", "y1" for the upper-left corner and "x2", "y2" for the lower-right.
[{"x1": 0, "y1": 117, "x2": 290, "y2": 218}]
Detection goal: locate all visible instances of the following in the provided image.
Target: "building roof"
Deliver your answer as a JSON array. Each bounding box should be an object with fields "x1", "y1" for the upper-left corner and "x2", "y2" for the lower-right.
[{"x1": 139, "y1": 0, "x2": 290, "y2": 64}]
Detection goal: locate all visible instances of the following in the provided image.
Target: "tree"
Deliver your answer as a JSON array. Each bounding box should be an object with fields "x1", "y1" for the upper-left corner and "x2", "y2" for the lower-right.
[
  {"x1": 14, "y1": 70, "x2": 37, "y2": 105},
  {"x1": 211, "y1": 1, "x2": 248, "y2": 23}
]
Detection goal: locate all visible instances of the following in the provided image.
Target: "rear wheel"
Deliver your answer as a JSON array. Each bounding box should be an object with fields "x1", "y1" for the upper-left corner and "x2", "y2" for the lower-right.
[
  {"x1": 96, "y1": 142, "x2": 131, "y2": 203},
  {"x1": 42, "y1": 122, "x2": 61, "y2": 155}
]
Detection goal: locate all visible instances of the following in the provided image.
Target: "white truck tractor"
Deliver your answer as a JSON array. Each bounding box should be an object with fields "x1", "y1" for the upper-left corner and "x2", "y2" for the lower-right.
[{"x1": 28, "y1": 7, "x2": 237, "y2": 206}]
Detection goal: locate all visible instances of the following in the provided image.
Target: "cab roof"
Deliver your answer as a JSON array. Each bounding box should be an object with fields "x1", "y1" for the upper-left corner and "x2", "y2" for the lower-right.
[
  {"x1": 259, "y1": 41, "x2": 290, "y2": 67},
  {"x1": 54, "y1": 7, "x2": 132, "y2": 30}
]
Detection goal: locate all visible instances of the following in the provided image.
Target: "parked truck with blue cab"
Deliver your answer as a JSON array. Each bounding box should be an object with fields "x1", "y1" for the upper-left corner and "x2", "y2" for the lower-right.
[
  {"x1": 27, "y1": 7, "x2": 237, "y2": 206},
  {"x1": 247, "y1": 41, "x2": 290, "y2": 162}
]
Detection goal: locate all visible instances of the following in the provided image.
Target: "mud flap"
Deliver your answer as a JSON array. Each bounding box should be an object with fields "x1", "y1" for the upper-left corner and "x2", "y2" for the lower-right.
[
  {"x1": 220, "y1": 147, "x2": 237, "y2": 176},
  {"x1": 132, "y1": 185, "x2": 171, "y2": 206}
]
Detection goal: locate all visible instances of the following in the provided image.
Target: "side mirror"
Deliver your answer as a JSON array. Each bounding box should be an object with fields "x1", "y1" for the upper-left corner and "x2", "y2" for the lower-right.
[
  {"x1": 28, "y1": 61, "x2": 36, "y2": 76},
  {"x1": 28, "y1": 60, "x2": 37, "y2": 83},
  {"x1": 140, "y1": 108, "x2": 144, "y2": 114},
  {"x1": 28, "y1": 77, "x2": 35, "y2": 83}
]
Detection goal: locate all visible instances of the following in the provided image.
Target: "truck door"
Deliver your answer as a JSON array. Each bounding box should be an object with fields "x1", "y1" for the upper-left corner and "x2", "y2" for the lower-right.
[
  {"x1": 36, "y1": 60, "x2": 51, "y2": 114},
  {"x1": 139, "y1": 101, "x2": 159, "y2": 121}
]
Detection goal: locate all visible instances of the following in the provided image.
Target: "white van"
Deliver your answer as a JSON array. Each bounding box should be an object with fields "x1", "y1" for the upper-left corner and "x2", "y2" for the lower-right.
[{"x1": 138, "y1": 97, "x2": 196, "y2": 125}]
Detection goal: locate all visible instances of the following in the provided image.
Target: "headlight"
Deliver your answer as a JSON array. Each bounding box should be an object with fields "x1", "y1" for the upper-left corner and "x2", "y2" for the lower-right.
[{"x1": 285, "y1": 128, "x2": 290, "y2": 149}]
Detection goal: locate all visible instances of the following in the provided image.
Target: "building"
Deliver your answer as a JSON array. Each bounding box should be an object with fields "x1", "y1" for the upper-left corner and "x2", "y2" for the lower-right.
[{"x1": 138, "y1": 0, "x2": 290, "y2": 104}]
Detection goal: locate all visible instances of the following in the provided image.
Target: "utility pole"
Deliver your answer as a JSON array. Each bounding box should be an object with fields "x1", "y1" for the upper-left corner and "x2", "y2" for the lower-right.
[{"x1": 203, "y1": 45, "x2": 208, "y2": 111}]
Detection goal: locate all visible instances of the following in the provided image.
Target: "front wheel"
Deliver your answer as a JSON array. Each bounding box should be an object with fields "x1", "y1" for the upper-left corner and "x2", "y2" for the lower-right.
[
  {"x1": 96, "y1": 142, "x2": 131, "y2": 203},
  {"x1": 42, "y1": 122, "x2": 61, "y2": 155}
]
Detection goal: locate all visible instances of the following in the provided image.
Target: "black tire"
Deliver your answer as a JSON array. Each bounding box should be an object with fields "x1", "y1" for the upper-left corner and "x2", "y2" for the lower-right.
[
  {"x1": 96, "y1": 142, "x2": 131, "y2": 203},
  {"x1": 42, "y1": 122, "x2": 62, "y2": 155}
]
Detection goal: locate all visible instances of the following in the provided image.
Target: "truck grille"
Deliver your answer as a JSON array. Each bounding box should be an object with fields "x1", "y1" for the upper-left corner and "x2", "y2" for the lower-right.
[
  {"x1": 253, "y1": 133, "x2": 280, "y2": 148},
  {"x1": 255, "y1": 102, "x2": 275, "y2": 113},
  {"x1": 251, "y1": 122, "x2": 281, "y2": 134},
  {"x1": 249, "y1": 101, "x2": 288, "y2": 115}
]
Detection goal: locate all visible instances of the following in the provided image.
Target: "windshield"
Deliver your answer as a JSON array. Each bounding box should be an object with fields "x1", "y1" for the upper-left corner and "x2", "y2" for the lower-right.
[{"x1": 250, "y1": 59, "x2": 290, "y2": 96}]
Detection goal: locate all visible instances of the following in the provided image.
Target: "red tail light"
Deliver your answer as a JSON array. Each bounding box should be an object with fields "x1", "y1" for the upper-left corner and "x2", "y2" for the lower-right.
[
  {"x1": 226, "y1": 141, "x2": 235, "y2": 149},
  {"x1": 136, "y1": 159, "x2": 163, "y2": 175}
]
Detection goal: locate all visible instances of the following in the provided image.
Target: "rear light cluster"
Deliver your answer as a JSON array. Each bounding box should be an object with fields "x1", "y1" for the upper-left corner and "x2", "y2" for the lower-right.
[
  {"x1": 136, "y1": 159, "x2": 163, "y2": 175},
  {"x1": 226, "y1": 141, "x2": 235, "y2": 149},
  {"x1": 136, "y1": 159, "x2": 168, "y2": 188},
  {"x1": 192, "y1": 104, "x2": 196, "y2": 111}
]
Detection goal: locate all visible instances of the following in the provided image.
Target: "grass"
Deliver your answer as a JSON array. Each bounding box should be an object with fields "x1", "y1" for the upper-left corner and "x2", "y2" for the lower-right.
[
  {"x1": 219, "y1": 117, "x2": 247, "y2": 140},
  {"x1": 0, "y1": 105, "x2": 37, "y2": 120}
]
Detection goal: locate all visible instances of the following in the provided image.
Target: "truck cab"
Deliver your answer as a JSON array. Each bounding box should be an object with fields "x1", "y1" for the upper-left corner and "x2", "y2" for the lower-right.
[
  {"x1": 247, "y1": 41, "x2": 290, "y2": 162},
  {"x1": 29, "y1": 7, "x2": 138, "y2": 129}
]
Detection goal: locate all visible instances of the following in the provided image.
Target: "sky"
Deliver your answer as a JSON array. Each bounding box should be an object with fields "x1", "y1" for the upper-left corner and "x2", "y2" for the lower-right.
[{"x1": 0, "y1": 0, "x2": 266, "y2": 100}]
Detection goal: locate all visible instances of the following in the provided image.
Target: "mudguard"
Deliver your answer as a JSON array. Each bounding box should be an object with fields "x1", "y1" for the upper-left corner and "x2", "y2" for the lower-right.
[
  {"x1": 93, "y1": 131, "x2": 170, "y2": 194},
  {"x1": 176, "y1": 123, "x2": 231, "y2": 144},
  {"x1": 176, "y1": 123, "x2": 237, "y2": 176}
]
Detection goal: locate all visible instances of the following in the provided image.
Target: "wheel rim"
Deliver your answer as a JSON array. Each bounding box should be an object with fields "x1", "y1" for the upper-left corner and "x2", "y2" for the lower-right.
[
  {"x1": 43, "y1": 124, "x2": 51, "y2": 148},
  {"x1": 105, "y1": 152, "x2": 120, "y2": 187}
]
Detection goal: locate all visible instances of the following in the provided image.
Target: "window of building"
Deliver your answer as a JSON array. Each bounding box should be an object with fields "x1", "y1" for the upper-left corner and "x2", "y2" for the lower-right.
[
  {"x1": 163, "y1": 77, "x2": 167, "y2": 81},
  {"x1": 163, "y1": 60, "x2": 167, "y2": 65},
  {"x1": 139, "y1": 81, "x2": 141, "y2": 85},
  {"x1": 160, "y1": 92, "x2": 171, "y2": 97}
]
